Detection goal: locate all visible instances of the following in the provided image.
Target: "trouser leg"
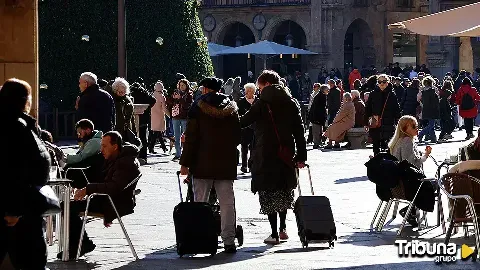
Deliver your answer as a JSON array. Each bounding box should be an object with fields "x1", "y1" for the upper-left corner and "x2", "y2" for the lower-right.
[
  {"x1": 465, "y1": 117, "x2": 474, "y2": 135},
  {"x1": 138, "y1": 125, "x2": 148, "y2": 159},
  {"x1": 193, "y1": 178, "x2": 213, "y2": 203},
  {"x1": 172, "y1": 119, "x2": 182, "y2": 158},
  {"x1": 6, "y1": 216, "x2": 47, "y2": 270},
  {"x1": 312, "y1": 123, "x2": 322, "y2": 145},
  {"x1": 158, "y1": 132, "x2": 167, "y2": 151},
  {"x1": 373, "y1": 140, "x2": 380, "y2": 156},
  {"x1": 214, "y1": 180, "x2": 236, "y2": 246},
  {"x1": 241, "y1": 143, "x2": 249, "y2": 168},
  {"x1": 148, "y1": 131, "x2": 158, "y2": 151}
]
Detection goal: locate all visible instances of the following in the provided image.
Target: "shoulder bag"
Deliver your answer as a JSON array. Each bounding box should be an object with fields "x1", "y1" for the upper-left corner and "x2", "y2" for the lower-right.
[
  {"x1": 267, "y1": 104, "x2": 295, "y2": 168},
  {"x1": 368, "y1": 92, "x2": 390, "y2": 129}
]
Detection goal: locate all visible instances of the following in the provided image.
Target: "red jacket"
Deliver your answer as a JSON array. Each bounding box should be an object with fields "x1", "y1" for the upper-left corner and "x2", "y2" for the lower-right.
[
  {"x1": 456, "y1": 85, "x2": 480, "y2": 119},
  {"x1": 349, "y1": 69, "x2": 361, "y2": 90}
]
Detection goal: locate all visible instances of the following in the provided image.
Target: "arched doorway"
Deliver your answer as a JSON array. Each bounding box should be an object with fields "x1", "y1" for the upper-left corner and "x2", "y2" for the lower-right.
[
  {"x1": 221, "y1": 22, "x2": 255, "y2": 81},
  {"x1": 344, "y1": 19, "x2": 375, "y2": 74},
  {"x1": 271, "y1": 20, "x2": 307, "y2": 77}
]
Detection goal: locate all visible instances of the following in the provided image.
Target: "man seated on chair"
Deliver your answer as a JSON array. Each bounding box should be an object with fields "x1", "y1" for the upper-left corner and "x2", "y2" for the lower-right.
[
  {"x1": 57, "y1": 131, "x2": 141, "y2": 259},
  {"x1": 53, "y1": 119, "x2": 104, "y2": 188}
]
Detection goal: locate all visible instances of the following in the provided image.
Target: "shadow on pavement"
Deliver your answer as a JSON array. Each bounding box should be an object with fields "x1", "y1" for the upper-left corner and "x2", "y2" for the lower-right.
[
  {"x1": 110, "y1": 244, "x2": 271, "y2": 270},
  {"x1": 334, "y1": 176, "x2": 369, "y2": 184},
  {"x1": 47, "y1": 260, "x2": 99, "y2": 270},
  {"x1": 322, "y1": 260, "x2": 478, "y2": 270}
]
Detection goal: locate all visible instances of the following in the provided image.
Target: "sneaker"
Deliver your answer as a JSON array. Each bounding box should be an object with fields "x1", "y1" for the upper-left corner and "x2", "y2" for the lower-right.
[
  {"x1": 240, "y1": 167, "x2": 248, "y2": 173},
  {"x1": 279, "y1": 230, "x2": 289, "y2": 241},
  {"x1": 263, "y1": 235, "x2": 280, "y2": 245},
  {"x1": 466, "y1": 134, "x2": 475, "y2": 140},
  {"x1": 57, "y1": 242, "x2": 96, "y2": 260},
  {"x1": 224, "y1": 244, "x2": 237, "y2": 253},
  {"x1": 172, "y1": 156, "x2": 180, "y2": 161}
]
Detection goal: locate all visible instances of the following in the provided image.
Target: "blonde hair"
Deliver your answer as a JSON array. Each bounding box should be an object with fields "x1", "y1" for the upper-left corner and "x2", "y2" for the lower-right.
[{"x1": 388, "y1": 115, "x2": 418, "y2": 153}]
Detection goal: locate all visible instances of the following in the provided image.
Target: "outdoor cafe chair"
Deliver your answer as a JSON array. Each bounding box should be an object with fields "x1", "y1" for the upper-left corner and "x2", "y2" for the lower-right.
[
  {"x1": 76, "y1": 173, "x2": 142, "y2": 260},
  {"x1": 440, "y1": 172, "x2": 480, "y2": 258}
]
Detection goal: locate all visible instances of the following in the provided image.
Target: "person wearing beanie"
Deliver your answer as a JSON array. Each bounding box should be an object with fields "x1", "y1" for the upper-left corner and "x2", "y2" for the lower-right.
[{"x1": 179, "y1": 77, "x2": 240, "y2": 254}]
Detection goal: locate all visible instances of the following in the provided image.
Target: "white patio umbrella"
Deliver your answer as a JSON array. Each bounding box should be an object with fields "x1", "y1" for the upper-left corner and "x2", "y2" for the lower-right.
[
  {"x1": 215, "y1": 40, "x2": 318, "y2": 69},
  {"x1": 388, "y1": 2, "x2": 480, "y2": 37}
]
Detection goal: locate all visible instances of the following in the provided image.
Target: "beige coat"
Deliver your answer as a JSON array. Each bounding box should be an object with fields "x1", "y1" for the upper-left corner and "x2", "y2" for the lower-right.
[
  {"x1": 151, "y1": 91, "x2": 167, "y2": 131},
  {"x1": 324, "y1": 101, "x2": 355, "y2": 142}
]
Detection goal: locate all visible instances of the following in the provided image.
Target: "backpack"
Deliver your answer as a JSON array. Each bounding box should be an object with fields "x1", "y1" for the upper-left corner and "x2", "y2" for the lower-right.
[{"x1": 461, "y1": 91, "x2": 475, "y2": 110}]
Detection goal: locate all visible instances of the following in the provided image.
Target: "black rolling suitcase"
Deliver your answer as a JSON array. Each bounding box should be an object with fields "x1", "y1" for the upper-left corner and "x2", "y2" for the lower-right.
[
  {"x1": 173, "y1": 171, "x2": 218, "y2": 257},
  {"x1": 294, "y1": 164, "x2": 337, "y2": 248}
]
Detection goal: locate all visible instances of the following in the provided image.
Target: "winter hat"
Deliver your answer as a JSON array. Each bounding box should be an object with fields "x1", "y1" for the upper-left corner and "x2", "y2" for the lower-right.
[{"x1": 199, "y1": 77, "x2": 223, "y2": 92}]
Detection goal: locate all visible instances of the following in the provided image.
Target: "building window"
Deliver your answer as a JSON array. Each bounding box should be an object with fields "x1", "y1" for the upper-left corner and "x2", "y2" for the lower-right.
[
  {"x1": 396, "y1": 0, "x2": 414, "y2": 8},
  {"x1": 393, "y1": 33, "x2": 417, "y2": 66}
]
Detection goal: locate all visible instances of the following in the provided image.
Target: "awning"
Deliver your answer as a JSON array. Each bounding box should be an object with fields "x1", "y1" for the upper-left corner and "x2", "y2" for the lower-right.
[{"x1": 388, "y1": 2, "x2": 480, "y2": 37}]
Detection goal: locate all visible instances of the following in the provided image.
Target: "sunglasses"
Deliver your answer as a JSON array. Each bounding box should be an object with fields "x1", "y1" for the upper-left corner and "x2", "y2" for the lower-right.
[{"x1": 378, "y1": 80, "x2": 388, "y2": 84}]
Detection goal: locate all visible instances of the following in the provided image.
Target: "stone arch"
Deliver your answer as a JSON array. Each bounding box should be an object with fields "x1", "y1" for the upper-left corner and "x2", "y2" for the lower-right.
[
  {"x1": 213, "y1": 19, "x2": 259, "y2": 44},
  {"x1": 343, "y1": 18, "x2": 376, "y2": 73},
  {"x1": 212, "y1": 21, "x2": 256, "y2": 81},
  {"x1": 264, "y1": 17, "x2": 309, "y2": 45}
]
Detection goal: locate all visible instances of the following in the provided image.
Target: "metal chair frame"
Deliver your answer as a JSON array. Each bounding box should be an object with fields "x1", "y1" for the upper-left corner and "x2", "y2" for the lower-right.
[
  {"x1": 439, "y1": 173, "x2": 480, "y2": 259},
  {"x1": 76, "y1": 174, "x2": 142, "y2": 260},
  {"x1": 370, "y1": 178, "x2": 438, "y2": 235}
]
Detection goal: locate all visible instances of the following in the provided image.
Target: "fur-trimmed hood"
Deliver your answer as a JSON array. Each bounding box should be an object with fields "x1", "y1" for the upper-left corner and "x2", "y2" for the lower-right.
[{"x1": 189, "y1": 92, "x2": 238, "y2": 119}]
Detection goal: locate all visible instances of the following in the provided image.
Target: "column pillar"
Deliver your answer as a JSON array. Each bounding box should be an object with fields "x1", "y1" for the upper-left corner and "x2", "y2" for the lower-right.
[
  {"x1": 0, "y1": 0, "x2": 39, "y2": 119},
  {"x1": 459, "y1": 37, "x2": 473, "y2": 72}
]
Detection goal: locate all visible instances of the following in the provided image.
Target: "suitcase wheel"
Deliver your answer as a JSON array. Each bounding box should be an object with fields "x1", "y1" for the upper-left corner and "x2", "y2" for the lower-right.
[
  {"x1": 329, "y1": 241, "x2": 335, "y2": 248},
  {"x1": 235, "y1": 225, "x2": 244, "y2": 247}
]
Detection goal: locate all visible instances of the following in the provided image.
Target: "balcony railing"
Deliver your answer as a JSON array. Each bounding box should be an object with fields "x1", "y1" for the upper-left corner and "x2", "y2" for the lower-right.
[{"x1": 200, "y1": 0, "x2": 311, "y2": 8}]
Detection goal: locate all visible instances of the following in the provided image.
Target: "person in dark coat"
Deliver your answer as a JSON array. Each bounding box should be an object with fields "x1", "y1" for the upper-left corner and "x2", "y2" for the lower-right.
[
  {"x1": 288, "y1": 72, "x2": 302, "y2": 101},
  {"x1": 0, "y1": 79, "x2": 50, "y2": 269},
  {"x1": 130, "y1": 84, "x2": 156, "y2": 163},
  {"x1": 401, "y1": 78, "x2": 420, "y2": 117},
  {"x1": 417, "y1": 77, "x2": 440, "y2": 143},
  {"x1": 112, "y1": 78, "x2": 135, "y2": 138},
  {"x1": 240, "y1": 70, "x2": 307, "y2": 245},
  {"x1": 439, "y1": 80, "x2": 455, "y2": 141},
  {"x1": 364, "y1": 74, "x2": 401, "y2": 155},
  {"x1": 351, "y1": 90, "x2": 366, "y2": 127},
  {"x1": 238, "y1": 83, "x2": 257, "y2": 173},
  {"x1": 309, "y1": 85, "x2": 328, "y2": 148},
  {"x1": 77, "y1": 72, "x2": 116, "y2": 133},
  {"x1": 327, "y1": 79, "x2": 341, "y2": 125},
  {"x1": 179, "y1": 77, "x2": 241, "y2": 253},
  {"x1": 393, "y1": 77, "x2": 405, "y2": 105},
  {"x1": 58, "y1": 131, "x2": 141, "y2": 259}
]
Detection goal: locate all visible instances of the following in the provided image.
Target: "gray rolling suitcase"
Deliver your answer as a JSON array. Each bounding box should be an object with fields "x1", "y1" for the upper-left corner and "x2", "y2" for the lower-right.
[{"x1": 294, "y1": 164, "x2": 337, "y2": 248}]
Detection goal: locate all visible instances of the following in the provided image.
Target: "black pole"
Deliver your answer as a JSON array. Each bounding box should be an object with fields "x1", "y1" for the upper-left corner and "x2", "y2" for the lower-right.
[{"x1": 118, "y1": 0, "x2": 126, "y2": 78}]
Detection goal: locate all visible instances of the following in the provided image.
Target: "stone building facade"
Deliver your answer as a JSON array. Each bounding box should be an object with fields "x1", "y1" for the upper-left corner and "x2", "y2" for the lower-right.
[{"x1": 199, "y1": 0, "x2": 430, "y2": 81}]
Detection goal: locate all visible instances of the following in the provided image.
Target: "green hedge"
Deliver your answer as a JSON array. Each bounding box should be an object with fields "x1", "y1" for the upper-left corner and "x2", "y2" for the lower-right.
[{"x1": 39, "y1": 0, "x2": 213, "y2": 110}]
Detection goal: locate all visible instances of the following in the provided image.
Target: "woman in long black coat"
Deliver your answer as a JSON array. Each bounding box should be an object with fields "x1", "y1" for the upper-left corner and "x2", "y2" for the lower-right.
[
  {"x1": 364, "y1": 74, "x2": 401, "y2": 155},
  {"x1": 401, "y1": 78, "x2": 421, "y2": 117},
  {"x1": 241, "y1": 70, "x2": 307, "y2": 245},
  {"x1": 0, "y1": 79, "x2": 51, "y2": 269}
]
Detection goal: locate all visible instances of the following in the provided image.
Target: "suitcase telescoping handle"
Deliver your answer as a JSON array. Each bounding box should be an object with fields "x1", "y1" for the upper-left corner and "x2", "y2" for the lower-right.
[
  {"x1": 295, "y1": 164, "x2": 313, "y2": 196},
  {"x1": 176, "y1": 171, "x2": 195, "y2": 203}
]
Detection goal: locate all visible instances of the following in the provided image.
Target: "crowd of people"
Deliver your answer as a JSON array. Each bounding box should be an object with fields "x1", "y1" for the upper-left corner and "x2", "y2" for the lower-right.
[{"x1": 4, "y1": 60, "x2": 480, "y2": 268}]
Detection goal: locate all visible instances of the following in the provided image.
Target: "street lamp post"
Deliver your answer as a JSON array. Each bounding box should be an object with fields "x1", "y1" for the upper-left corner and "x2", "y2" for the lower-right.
[{"x1": 118, "y1": 0, "x2": 126, "y2": 78}]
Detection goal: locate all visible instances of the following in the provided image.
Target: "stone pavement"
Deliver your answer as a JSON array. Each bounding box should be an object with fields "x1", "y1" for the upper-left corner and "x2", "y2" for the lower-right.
[{"x1": 36, "y1": 129, "x2": 480, "y2": 270}]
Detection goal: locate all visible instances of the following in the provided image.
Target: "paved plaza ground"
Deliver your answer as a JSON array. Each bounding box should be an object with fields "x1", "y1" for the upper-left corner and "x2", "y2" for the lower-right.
[{"x1": 6, "y1": 129, "x2": 480, "y2": 270}]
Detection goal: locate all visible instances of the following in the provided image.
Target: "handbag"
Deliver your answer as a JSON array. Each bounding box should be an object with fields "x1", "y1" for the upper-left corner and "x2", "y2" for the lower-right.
[
  {"x1": 267, "y1": 104, "x2": 295, "y2": 168},
  {"x1": 368, "y1": 92, "x2": 390, "y2": 129}
]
